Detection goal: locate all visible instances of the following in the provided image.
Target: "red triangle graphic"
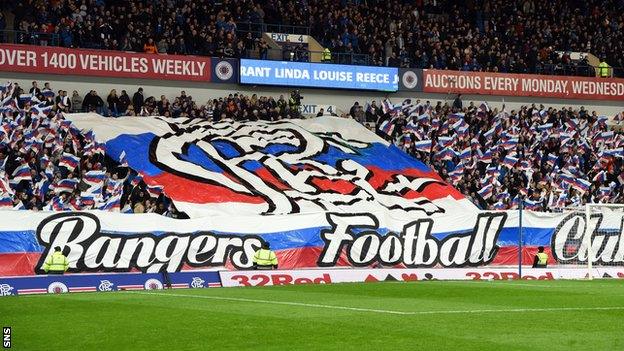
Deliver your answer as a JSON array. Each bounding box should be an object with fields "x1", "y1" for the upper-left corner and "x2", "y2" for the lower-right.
[{"x1": 365, "y1": 274, "x2": 379, "y2": 282}]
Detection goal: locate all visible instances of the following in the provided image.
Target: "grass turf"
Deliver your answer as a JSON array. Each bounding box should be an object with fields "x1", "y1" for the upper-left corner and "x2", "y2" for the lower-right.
[{"x1": 2, "y1": 279, "x2": 624, "y2": 350}]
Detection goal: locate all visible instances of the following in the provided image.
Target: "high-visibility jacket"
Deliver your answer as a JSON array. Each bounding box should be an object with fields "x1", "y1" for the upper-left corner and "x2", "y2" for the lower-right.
[
  {"x1": 43, "y1": 252, "x2": 69, "y2": 273},
  {"x1": 253, "y1": 249, "x2": 278, "y2": 267},
  {"x1": 536, "y1": 252, "x2": 548, "y2": 266},
  {"x1": 289, "y1": 97, "x2": 297, "y2": 108},
  {"x1": 144, "y1": 43, "x2": 158, "y2": 54},
  {"x1": 322, "y1": 48, "x2": 332, "y2": 61},
  {"x1": 598, "y1": 61, "x2": 610, "y2": 77}
]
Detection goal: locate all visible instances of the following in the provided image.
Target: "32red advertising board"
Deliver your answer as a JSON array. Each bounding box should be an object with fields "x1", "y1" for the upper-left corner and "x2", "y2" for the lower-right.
[{"x1": 219, "y1": 268, "x2": 624, "y2": 287}]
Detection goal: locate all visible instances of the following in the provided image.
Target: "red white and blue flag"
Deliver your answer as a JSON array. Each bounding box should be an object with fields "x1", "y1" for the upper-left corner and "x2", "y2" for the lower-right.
[
  {"x1": 99, "y1": 193, "x2": 121, "y2": 212},
  {"x1": 11, "y1": 163, "x2": 31, "y2": 182},
  {"x1": 502, "y1": 155, "x2": 519, "y2": 169},
  {"x1": 477, "y1": 184, "x2": 493, "y2": 200},
  {"x1": 146, "y1": 185, "x2": 164, "y2": 199},
  {"x1": 0, "y1": 196, "x2": 12, "y2": 209},
  {"x1": 414, "y1": 140, "x2": 432, "y2": 153},
  {"x1": 53, "y1": 178, "x2": 79, "y2": 194},
  {"x1": 59, "y1": 153, "x2": 80, "y2": 171}
]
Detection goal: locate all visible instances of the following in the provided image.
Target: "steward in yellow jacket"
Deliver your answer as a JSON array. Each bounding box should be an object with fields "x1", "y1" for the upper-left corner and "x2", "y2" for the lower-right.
[
  {"x1": 253, "y1": 242, "x2": 278, "y2": 270},
  {"x1": 43, "y1": 247, "x2": 69, "y2": 274}
]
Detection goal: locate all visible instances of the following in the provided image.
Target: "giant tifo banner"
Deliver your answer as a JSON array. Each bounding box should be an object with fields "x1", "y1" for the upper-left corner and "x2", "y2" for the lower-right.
[
  {"x1": 0, "y1": 116, "x2": 623, "y2": 277},
  {"x1": 0, "y1": 208, "x2": 624, "y2": 277},
  {"x1": 0, "y1": 44, "x2": 239, "y2": 83},
  {"x1": 421, "y1": 69, "x2": 624, "y2": 101}
]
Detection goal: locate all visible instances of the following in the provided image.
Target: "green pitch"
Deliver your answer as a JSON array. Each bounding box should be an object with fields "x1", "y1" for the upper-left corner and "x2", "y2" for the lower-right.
[{"x1": 2, "y1": 279, "x2": 624, "y2": 350}]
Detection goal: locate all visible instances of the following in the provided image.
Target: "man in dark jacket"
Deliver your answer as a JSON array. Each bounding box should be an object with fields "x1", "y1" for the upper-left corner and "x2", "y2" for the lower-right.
[
  {"x1": 82, "y1": 90, "x2": 105, "y2": 114},
  {"x1": 82, "y1": 90, "x2": 96, "y2": 111},
  {"x1": 452, "y1": 94, "x2": 463, "y2": 111},
  {"x1": 92, "y1": 91, "x2": 105, "y2": 115},
  {"x1": 349, "y1": 102, "x2": 360, "y2": 117},
  {"x1": 119, "y1": 90, "x2": 131, "y2": 114},
  {"x1": 29, "y1": 81, "x2": 40, "y2": 95},
  {"x1": 132, "y1": 87, "x2": 144, "y2": 113}
]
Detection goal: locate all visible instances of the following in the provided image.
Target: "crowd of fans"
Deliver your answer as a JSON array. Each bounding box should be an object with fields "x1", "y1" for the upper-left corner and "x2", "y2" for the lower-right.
[
  {"x1": 1, "y1": 80, "x2": 623, "y2": 213},
  {"x1": 4, "y1": 0, "x2": 624, "y2": 76},
  {"x1": 67, "y1": 85, "x2": 308, "y2": 120},
  {"x1": 312, "y1": 0, "x2": 624, "y2": 75},
  {"x1": 8, "y1": 0, "x2": 246, "y2": 57},
  {"x1": 0, "y1": 81, "x2": 187, "y2": 217},
  {"x1": 363, "y1": 96, "x2": 624, "y2": 211}
]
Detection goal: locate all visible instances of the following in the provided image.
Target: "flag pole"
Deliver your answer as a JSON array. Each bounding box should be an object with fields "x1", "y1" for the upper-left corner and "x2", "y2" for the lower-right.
[{"x1": 518, "y1": 195, "x2": 524, "y2": 279}]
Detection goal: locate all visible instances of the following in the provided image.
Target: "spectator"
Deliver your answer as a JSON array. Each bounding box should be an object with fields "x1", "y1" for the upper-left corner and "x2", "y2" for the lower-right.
[
  {"x1": 132, "y1": 88, "x2": 144, "y2": 114},
  {"x1": 388, "y1": 53, "x2": 400, "y2": 67},
  {"x1": 71, "y1": 90, "x2": 82, "y2": 112},
  {"x1": 157, "y1": 38, "x2": 169, "y2": 54},
  {"x1": 223, "y1": 43, "x2": 235, "y2": 58},
  {"x1": 453, "y1": 95, "x2": 463, "y2": 111},
  {"x1": 366, "y1": 101, "x2": 381, "y2": 122},
  {"x1": 118, "y1": 90, "x2": 131, "y2": 115},
  {"x1": 349, "y1": 102, "x2": 360, "y2": 117},
  {"x1": 353, "y1": 105, "x2": 365, "y2": 123},
  {"x1": 243, "y1": 32, "x2": 255, "y2": 58},
  {"x1": 282, "y1": 39, "x2": 293, "y2": 61},
  {"x1": 55, "y1": 90, "x2": 63, "y2": 108},
  {"x1": 56, "y1": 90, "x2": 70, "y2": 112},
  {"x1": 29, "y1": 81, "x2": 40, "y2": 96},
  {"x1": 157, "y1": 95, "x2": 170, "y2": 116},
  {"x1": 133, "y1": 200, "x2": 145, "y2": 214},
  {"x1": 143, "y1": 38, "x2": 157, "y2": 54},
  {"x1": 91, "y1": 91, "x2": 106, "y2": 115},
  {"x1": 82, "y1": 90, "x2": 105, "y2": 115},
  {"x1": 258, "y1": 39, "x2": 269, "y2": 60},
  {"x1": 82, "y1": 90, "x2": 96, "y2": 112},
  {"x1": 107, "y1": 89, "x2": 120, "y2": 117}
]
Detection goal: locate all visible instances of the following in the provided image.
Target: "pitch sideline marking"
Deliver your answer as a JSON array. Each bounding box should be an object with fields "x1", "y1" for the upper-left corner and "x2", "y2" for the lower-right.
[
  {"x1": 128, "y1": 291, "x2": 624, "y2": 315},
  {"x1": 407, "y1": 280, "x2": 624, "y2": 289},
  {"x1": 130, "y1": 291, "x2": 413, "y2": 315}
]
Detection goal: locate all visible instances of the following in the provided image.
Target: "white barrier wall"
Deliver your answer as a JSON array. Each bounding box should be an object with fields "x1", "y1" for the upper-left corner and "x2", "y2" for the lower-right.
[{"x1": 1, "y1": 72, "x2": 623, "y2": 117}]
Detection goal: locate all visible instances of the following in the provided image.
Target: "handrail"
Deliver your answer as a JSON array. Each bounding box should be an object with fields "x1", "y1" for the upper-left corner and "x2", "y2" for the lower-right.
[
  {"x1": 0, "y1": 29, "x2": 60, "y2": 47},
  {"x1": 245, "y1": 47, "x2": 371, "y2": 66},
  {"x1": 236, "y1": 22, "x2": 310, "y2": 38}
]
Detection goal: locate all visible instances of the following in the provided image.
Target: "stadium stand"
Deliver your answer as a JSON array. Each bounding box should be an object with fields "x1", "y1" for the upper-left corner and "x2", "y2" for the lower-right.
[
  {"x1": 2, "y1": 0, "x2": 623, "y2": 76},
  {"x1": 365, "y1": 97, "x2": 624, "y2": 211},
  {"x1": 0, "y1": 81, "x2": 622, "y2": 213},
  {"x1": 0, "y1": 82, "x2": 185, "y2": 216},
  {"x1": 310, "y1": 0, "x2": 624, "y2": 75}
]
